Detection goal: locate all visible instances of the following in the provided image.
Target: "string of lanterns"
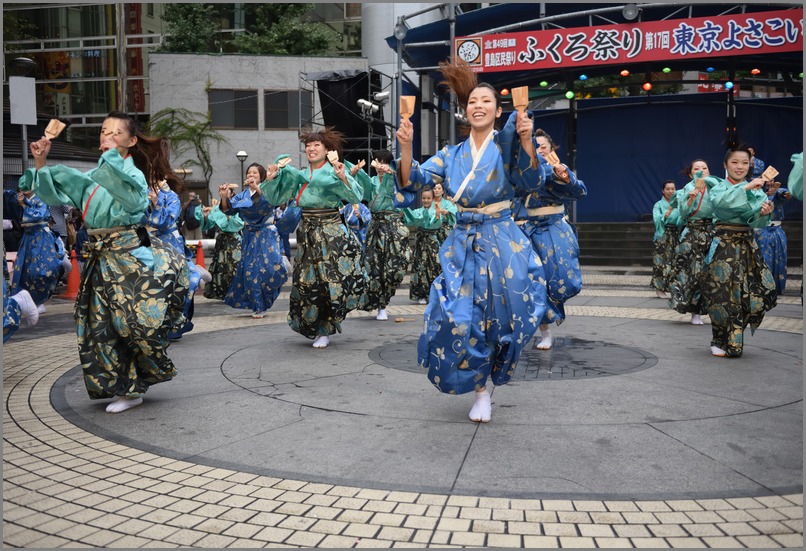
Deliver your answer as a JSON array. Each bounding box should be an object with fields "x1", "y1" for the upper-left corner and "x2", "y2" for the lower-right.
[{"x1": 500, "y1": 66, "x2": 802, "y2": 101}]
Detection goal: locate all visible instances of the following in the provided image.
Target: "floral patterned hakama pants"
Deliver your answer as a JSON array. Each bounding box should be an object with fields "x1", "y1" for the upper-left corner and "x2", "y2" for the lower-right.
[{"x1": 78, "y1": 228, "x2": 189, "y2": 399}]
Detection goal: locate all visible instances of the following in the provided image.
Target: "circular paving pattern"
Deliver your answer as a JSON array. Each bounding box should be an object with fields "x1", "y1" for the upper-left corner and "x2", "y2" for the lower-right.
[{"x1": 370, "y1": 336, "x2": 658, "y2": 380}]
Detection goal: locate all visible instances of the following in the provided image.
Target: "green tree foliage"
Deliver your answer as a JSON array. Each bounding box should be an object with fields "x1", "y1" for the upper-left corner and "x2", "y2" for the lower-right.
[
  {"x1": 158, "y1": 3, "x2": 338, "y2": 56},
  {"x1": 147, "y1": 108, "x2": 229, "y2": 188},
  {"x1": 159, "y1": 4, "x2": 224, "y2": 53},
  {"x1": 232, "y1": 4, "x2": 339, "y2": 55},
  {"x1": 3, "y1": 11, "x2": 37, "y2": 51}
]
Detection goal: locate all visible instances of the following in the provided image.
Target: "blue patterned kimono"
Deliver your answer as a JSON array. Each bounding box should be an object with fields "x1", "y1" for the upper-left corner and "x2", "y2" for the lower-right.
[
  {"x1": 394, "y1": 111, "x2": 551, "y2": 394},
  {"x1": 143, "y1": 185, "x2": 200, "y2": 339},
  {"x1": 10, "y1": 193, "x2": 62, "y2": 305},
  {"x1": 754, "y1": 187, "x2": 790, "y2": 295},
  {"x1": 143, "y1": 185, "x2": 201, "y2": 292},
  {"x1": 341, "y1": 202, "x2": 372, "y2": 254},
  {"x1": 513, "y1": 167, "x2": 586, "y2": 326},
  {"x1": 3, "y1": 278, "x2": 22, "y2": 343},
  {"x1": 224, "y1": 189, "x2": 287, "y2": 313}
]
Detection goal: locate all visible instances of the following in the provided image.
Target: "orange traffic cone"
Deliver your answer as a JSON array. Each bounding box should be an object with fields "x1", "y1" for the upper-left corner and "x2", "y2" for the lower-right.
[
  {"x1": 195, "y1": 240, "x2": 206, "y2": 268},
  {"x1": 59, "y1": 250, "x2": 80, "y2": 301}
]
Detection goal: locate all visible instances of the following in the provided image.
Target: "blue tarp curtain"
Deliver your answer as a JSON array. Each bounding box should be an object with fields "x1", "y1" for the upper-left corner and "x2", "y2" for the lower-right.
[{"x1": 530, "y1": 93, "x2": 802, "y2": 222}]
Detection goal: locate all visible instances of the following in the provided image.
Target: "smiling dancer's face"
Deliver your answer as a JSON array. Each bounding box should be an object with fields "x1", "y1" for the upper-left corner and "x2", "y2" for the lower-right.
[
  {"x1": 724, "y1": 151, "x2": 751, "y2": 182},
  {"x1": 305, "y1": 140, "x2": 327, "y2": 165},
  {"x1": 466, "y1": 87, "x2": 501, "y2": 132},
  {"x1": 421, "y1": 190, "x2": 433, "y2": 209}
]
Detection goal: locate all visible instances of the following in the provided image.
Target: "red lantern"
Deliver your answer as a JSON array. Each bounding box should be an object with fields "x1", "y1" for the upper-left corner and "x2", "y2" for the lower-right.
[
  {"x1": 751, "y1": 68, "x2": 761, "y2": 75},
  {"x1": 620, "y1": 69, "x2": 630, "y2": 77},
  {"x1": 500, "y1": 88, "x2": 510, "y2": 96},
  {"x1": 642, "y1": 82, "x2": 652, "y2": 91}
]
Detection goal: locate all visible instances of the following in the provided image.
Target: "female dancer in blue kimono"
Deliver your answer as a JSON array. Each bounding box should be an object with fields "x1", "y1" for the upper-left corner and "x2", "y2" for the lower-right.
[
  {"x1": 201, "y1": 184, "x2": 244, "y2": 300},
  {"x1": 3, "y1": 278, "x2": 38, "y2": 342},
  {"x1": 669, "y1": 159, "x2": 714, "y2": 325},
  {"x1": 22, "y1": 111, "x2": 189, "y2": 413},
  {"x1": 263, "y1": 129, "x2": 366, "y2": 348},
  {"x1": 142, "y1": 180, "x2": 207, "y2": 339},
  {"x1": 223, "y1": 163, "x2": 288, "y2": 319},
  {"x1": 9, "y1": 190, "x2": 63, "y2": 307},
  {"x1": 395, "y1": 60, "x2": 551, "y2": 423},
  {"x1": 700, "y1": 146, "x2": 776, "y2": 357},
  {"x1": 651, "y1": 181, "x2": 683, "y2": 298},
  {"x1": 513, "y1": 129, "x2": 586, "y2": 350},
  {"x1": 754, "y1": 181, "x2": 791, "y2": 295},
  {"x1": 340, "y1": 201, "x2": 372, "y2": 255}
]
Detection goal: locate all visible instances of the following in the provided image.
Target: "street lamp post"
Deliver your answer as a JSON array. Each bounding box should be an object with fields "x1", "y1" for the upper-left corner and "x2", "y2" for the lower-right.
[{"x1": 236, "y1": 150, "x2": 248, "y2": 186}]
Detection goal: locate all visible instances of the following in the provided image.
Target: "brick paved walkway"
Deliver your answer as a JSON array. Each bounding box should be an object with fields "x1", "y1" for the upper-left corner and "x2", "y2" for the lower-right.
[{"x1": 3, "y1": 279, "x2": 802, "y2": 548}]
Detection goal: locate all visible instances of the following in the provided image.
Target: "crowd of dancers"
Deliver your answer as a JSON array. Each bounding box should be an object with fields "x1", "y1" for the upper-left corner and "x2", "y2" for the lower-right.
[
  {"x1": 5, "y1": 59, "x2": 803, "y2": 423},
  {"x1": 651, "y1": 149, "x2": 802, "y2": 358}
]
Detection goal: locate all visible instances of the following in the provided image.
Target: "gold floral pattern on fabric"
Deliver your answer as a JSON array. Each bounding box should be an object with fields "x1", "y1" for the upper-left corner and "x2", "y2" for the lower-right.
[{"x1": 77, "y1": 230, "x2": 189, "y2": 399}]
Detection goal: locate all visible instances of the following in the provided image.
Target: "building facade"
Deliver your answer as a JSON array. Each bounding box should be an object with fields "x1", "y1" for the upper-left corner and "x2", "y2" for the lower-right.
[{"x1": 148, "y1": 52, "x2": 369, "y2": 201}]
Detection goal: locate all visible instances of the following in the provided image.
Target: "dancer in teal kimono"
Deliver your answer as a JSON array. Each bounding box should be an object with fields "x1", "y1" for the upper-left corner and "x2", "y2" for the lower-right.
[
  {"x1": 431, "y1": 182, "x2": 456, "y2": 243},
  {"x1": 21, "y1": 111, "x2": 189, "y2": 413},
  {"x1": 201, "y1": 184, "x2": 244, "y2": 300},
  {"x1": 263, "y1": 129, "x2": 365, "y2": 348},
  {"x1": 224, "y1": 163, "x2": 288, "y2": 318},
  {"x1": 669, "y1": 159, "x2": 714, "y2": 325},
  {"x1": 651, "y1": 180, "x2": 683, "y2": 298},
  {"x1": 9, "y1": 190, "x2": 63, "y2": 306},
  {"x1": 787, "y1": 152, "x2": 803, "y2": 201},
  {"x1": 754, "y1": 182, "x2": 791, "y2": 296},
  {"x1": 514, "y1": 128, "x2": 587, "y2": 350},
  {"x1": 402, "y1": 188, "x2": 455, "y2": 304},
  {"x1": 394, "y1": 60, "x2": 550, "y2": 423},
  {"x1": 701, "y1": 146, "x2": 777, "y2": 357},
  {"x1": 357, "y1": 150, "x2": 412, "y2": 321}
]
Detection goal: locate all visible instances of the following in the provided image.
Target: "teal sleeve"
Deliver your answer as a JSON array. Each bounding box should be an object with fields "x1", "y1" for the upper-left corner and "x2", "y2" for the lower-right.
[
  {"x1": 206, "y1": 205, "x2": 245, "y2": 232},
  {"x1": 260, "y1": 166, "x2": 307, "y2": 205},
  {"x1": 710, "y1": 181, "x2": 772, "y2": 228},
  {"x1": 788, "y1": 152, "x2": 803, "y2": 201}
]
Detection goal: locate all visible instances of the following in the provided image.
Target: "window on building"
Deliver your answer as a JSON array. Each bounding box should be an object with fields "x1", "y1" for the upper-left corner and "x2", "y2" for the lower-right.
[
  {"x1": 264, "y1": 90, "x2": 314, "y2": 130},
  {"x1": 209, "y1": 89, "x2": 258, "y2": 129},
  {"x1": 345, "y1": 3, "x2": 361, "y2": 18},
  {"x1": 147, "y1": 3, "x2": 154, "y2": 17}
]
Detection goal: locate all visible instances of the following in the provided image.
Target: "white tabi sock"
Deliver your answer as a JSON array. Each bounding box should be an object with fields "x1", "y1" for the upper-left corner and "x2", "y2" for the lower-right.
[
  {"x1": 469, "y1": 389, "x2": 491, "y2": 423},
  {"x1": 535, "y1": 328, "x2": 553, "y2": 350},
  {"x1": 376, "y1": 308, "x2": 388, "y2": 321},
  {"x1": 710, "y1": 345, "x2": 727, "y2": 357},
  {"x1": 10, "y1": 290, "x2": 38, "y2": 327},
  {"x1": 691, "y1": 314, "x2": 704, "y2": 325},
  {"x1": 312, "y1": 335, "x2": 330, "y2": 348},
  {"x1": 106, "y1": 396, "x2": 143, "y2": 413}
]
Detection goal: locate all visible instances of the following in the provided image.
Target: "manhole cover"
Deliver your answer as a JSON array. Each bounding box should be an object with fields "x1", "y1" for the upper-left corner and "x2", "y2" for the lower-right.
[{"x1": 370, "y1": 337, "x2": 657, "y2": 380}]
